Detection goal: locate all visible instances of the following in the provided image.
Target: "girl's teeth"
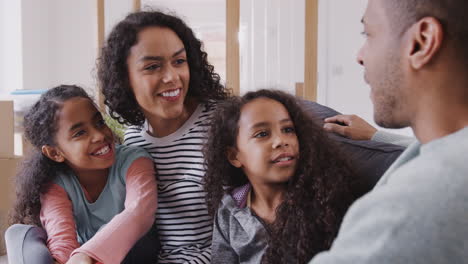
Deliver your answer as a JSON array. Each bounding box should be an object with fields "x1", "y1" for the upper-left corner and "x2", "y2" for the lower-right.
[
  {"x1": 95, "y1": 145, "x2": 110, "y2": 155},
  {"x1": 162, "y1": 89, "x2": 180, "y2": 97},
  {"x1": 276, "y1": 157, "x2": 292, "y2": 162}
]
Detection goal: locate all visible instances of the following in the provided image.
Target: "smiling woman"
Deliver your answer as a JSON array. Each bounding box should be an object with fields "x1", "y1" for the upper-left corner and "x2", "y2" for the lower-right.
[
  {"x1": 126, "y1": 26, "x2": 192, "y2": 138},
  {"x1": 98, "y1": 11, "x2": 230, "y2": 264}
]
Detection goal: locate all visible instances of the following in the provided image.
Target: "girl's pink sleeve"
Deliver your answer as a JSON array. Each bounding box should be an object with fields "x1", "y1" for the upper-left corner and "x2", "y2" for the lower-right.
[
  {"x1": 71, "y1": 157, "x2": 158, "y2": 264},
  {"x1": 40, "y1": 183, "x2": 80, "y2": 264}
]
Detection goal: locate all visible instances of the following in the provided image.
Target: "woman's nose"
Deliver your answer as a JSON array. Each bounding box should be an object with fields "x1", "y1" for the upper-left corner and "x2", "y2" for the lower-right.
[{"x1": 162, "y1": 65, "x2": 177, "y2": 83}]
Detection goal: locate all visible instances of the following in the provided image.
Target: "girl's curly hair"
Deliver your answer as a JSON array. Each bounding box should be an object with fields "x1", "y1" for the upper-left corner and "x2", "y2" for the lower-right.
[
  {"x1": 204, "y1": 89, "x2": 357, "y2": 263},
  {"x1": 98, "y1": 10, "x2": 230, "y2": 126},
  {"x1": 9, "y1": 85, "x2": 92, "y2": 226}
]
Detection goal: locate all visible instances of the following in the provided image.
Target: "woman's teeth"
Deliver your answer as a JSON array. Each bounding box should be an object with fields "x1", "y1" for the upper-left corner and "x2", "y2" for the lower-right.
[
  {"x1": 274, "y1": 157, "x2": 293, "y2": 163},
  {"x1": 162, "y1": 89, "x2": 180, "y2": 97}
]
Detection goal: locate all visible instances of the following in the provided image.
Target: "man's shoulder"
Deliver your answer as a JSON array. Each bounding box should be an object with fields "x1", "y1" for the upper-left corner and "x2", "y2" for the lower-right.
[
  {"x1": 389, "y1": 138, "x2": 468, "y2": 187},
  {"x1": 365, "y1": 143, "x2": 468, "y2": 227}
]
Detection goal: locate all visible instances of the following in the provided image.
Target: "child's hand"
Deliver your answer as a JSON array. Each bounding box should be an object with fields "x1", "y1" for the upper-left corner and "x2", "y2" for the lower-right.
[{"x1": 66, "y1": 253, "x2": 94, "y2": 264}]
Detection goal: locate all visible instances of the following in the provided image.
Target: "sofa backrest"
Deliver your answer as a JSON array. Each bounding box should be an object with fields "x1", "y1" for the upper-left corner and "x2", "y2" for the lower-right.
[{"x1": 301, "y1": 100, "x2": 405, "y2": 198}]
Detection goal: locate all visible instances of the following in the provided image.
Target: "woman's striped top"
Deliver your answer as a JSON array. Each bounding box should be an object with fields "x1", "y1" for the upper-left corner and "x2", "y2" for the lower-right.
[{"x1": 124, "y1": 103, "x2": 215, "y2": 264}]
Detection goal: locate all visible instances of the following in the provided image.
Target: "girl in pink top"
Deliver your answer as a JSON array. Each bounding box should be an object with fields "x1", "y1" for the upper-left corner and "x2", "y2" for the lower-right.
[{"x1": 5, "y1": 85, "x2": 158, "y2": 264}]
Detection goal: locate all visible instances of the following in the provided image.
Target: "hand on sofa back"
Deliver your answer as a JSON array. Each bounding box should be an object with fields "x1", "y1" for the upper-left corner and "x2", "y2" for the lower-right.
[{"x1": 300, "y1": 100, "x2": 405, "y2": 198}]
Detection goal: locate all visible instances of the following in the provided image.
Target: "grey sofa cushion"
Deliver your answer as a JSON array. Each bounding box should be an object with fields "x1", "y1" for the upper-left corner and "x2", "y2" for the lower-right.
[{"x1": 300, "y1": 100, "x2": 405, "y2": 197}]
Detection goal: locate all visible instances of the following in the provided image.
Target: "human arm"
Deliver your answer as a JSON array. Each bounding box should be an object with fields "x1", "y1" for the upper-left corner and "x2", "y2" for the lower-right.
[
  {"x1": 66, "y1": 253, "x2": 93, "y2": 264},
  {"x1": 371, "y1": 131, "x2": 414, "y2": 147},
  {"x1": 323, "y1": 114, "x2": 414, "y2": 147},
  {"x1": 40, "y1": 184, "x2": 81, "y2": 264},
  {"x1": 70, "y1": 157, "x2": 158, "y2": 263}
]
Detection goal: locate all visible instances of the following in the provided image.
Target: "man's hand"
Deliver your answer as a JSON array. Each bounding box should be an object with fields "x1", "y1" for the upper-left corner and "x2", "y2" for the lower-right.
[
  {"x1": 66, "y1": 253, "x2": 94, "y2": 264},
  {"x1": 323, "y1": 114, "x2": 377, "y2": 140}
]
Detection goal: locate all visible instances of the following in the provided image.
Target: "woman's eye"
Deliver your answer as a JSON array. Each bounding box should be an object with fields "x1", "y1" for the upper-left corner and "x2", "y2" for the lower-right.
[
  {"x1": 144, "y1": 64, "x2": 160, "y2": 71},
  {"x1": 174, "y1": 58, "x2": 186, "y2": 65},
  {"x1": 254, "y1": 131, "x2": 268, "y2": 138},
  {"x1": 283, "y1": 127, "x2": 295, "y2": 133}
]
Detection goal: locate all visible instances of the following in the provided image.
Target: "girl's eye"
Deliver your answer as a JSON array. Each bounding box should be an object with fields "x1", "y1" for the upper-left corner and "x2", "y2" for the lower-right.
[
  {"x1": 96, "y1": 118, "x2": 106, "y2": 128},
  {"x1": 72, "y1": 130, "x2": 86, "y2": 138},
  {"x1": 283, "y1": 126, "x2": 295, "y2": 133},
  {"x1": 254, "y1": 131, "x2": 269, "y2": 138}
]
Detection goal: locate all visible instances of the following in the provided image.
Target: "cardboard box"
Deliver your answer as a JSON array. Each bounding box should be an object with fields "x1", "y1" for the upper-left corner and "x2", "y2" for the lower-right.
[
  {"x1": 0, "y1": 157, "x2": 19, "y2": 211},
  {"x1": 0, "y1": 209, "x2": 8, "y2": 255},
  {"x1": 0, "y1": 101, "x2": 15, "y2": 158},
  {"x1": 0, "y1": 156, "x2": 21, "y2": 255}
]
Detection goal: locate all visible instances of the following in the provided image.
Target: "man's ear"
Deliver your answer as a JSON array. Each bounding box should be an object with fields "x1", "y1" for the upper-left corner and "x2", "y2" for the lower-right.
[
  {"x1": 407, "y1": 17, "x2": 443, "y2": 70},
  {"x1": 41, "y1": 145, "x2": 65, "y2": 163},
  {"x1": 226, "y1": 147, "x2": 242, "y2": 168}
]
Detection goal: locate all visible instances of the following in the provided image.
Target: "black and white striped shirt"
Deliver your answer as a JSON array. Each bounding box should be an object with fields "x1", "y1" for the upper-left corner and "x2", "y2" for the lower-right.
[{"x1": 124, "y1": 103, "x2": 215, "y2": 264}]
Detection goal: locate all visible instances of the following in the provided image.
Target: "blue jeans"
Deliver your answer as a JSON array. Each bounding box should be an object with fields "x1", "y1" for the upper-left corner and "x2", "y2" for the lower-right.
[
  {"x1": 5, "y1": 224, "x2": 52, "y2": 264},
  {"x1": 4, "y1": 224, "x2": 159, "y2": 264}
]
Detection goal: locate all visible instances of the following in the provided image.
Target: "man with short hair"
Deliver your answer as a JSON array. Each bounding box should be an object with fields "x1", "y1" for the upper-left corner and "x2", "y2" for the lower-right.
[{"x1": 309, "y1": 0, "x2": 468, "y2": 263}]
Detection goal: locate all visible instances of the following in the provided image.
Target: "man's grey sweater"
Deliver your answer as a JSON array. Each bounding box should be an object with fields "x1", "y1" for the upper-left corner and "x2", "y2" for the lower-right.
[{"x1": 310, "y1": 126, "x2": 468, "y2": 263}]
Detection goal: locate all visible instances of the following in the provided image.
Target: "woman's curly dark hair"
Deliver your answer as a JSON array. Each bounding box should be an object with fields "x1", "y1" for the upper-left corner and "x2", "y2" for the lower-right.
[
  {"x1": 9, "y1": 85, "x2": 92, "y2": 226},
  {"x1": 98, "y1": 10, "x2": 230, "y2": 126},
  {"x1": 204, "y1": 89, "x2": 358, "y2": 264}
]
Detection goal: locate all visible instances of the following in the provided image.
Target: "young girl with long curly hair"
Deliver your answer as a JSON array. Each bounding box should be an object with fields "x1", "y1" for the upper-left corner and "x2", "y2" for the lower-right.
[
  {"x1": 5, "y1": 85, "x2": 158, "y2": 264},
  {"x1": 204, "y1": 90, "x2": 357, "y2": 264}
]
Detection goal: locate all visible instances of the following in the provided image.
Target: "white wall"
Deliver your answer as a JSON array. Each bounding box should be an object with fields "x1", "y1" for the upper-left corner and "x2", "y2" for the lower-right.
[
  {"x1": 49, "y1": 1, "x2": 98, "y2": 94},
  {"x1": 1, "y1": 0, "x2": 99, "y2": 95},
  {"x1": 143, "y1": 0, "x2": 225, "y2": 26},
  {"x1": 317, "y1": 0, "x2": 367, "y2": 110},
  {"x1": 0, "y1": 0, "x2": 23, "y2": 94},
  {"x1": 0, "y1": 0, "x2": 7, "y2": 93},
  {"x1": 21, "y1": 0, "x2": 51, "y2": 91},
  {"x1": 239, "y1": 0, "x2": 305, "y2": 95},
  {"x1": 21, "y1": 0, "x2": 98, "y2": 95},
  {"x1": 104, "y1": 0, "x2": 132, "y2": 37}
]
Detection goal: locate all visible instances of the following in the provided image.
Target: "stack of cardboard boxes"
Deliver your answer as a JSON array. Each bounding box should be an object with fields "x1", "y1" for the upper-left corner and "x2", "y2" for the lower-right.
[{"x1": 0, "y1": 101, "x2": 21, "y2": 255}]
